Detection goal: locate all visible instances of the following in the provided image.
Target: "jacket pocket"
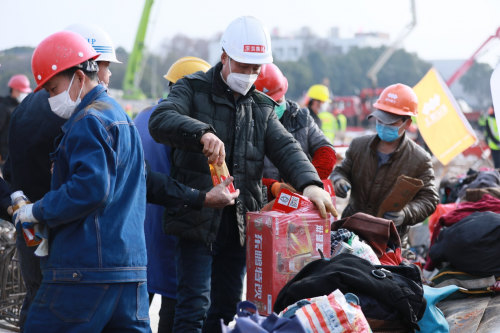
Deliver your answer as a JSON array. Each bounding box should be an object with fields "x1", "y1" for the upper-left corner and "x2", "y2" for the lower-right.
[
  {"x1": 136, "y1": 282, "x2": 149, "y2": 321},
  {"x1": 49, "y1": 284, "x2": 108, "y2": 322}
]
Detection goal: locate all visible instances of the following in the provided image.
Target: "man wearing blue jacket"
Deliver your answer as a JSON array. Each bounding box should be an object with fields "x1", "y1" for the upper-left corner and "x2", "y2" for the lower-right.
[{"x1": 15, "y1": 31, "x2": 150, "y2": 332}]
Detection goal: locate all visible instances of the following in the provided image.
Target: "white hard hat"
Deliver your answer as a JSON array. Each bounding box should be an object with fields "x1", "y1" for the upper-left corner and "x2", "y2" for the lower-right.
[
  {"x1": 220, "y1": 16, "x2": 273, "y2": 65},
  {"x1": 64, "y1": 23, "x2": 121, "y2": 63}
]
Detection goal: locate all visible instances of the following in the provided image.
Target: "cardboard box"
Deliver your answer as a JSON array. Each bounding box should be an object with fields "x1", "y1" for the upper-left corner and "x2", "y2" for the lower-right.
[
  {"x1": 246, "y1": 210, "x2": 331, "y2": 315},
  {"x1": 377, "y1": 175, "x2": 424, "y2": 217}
]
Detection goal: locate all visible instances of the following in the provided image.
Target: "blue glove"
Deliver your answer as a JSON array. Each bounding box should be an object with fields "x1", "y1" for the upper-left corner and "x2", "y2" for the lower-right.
[
  {"x1": 383, "y1": 211, "x2": 405, "y2": 226},
  {"x1": 334, "y1": 179, "x2": 351, "y2": 198}
]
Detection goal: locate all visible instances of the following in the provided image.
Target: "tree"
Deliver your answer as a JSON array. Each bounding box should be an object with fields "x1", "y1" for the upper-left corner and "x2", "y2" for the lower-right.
[
  {"x1": 460, "y1": 61, "x2": 494, "y2": 109},
  {"x1": 275, "y1": 46, "x2": 431, "y2": 101}
]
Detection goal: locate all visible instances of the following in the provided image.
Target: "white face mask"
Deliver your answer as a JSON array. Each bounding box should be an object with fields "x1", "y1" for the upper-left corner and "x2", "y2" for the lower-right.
[
  {"x1": 320, "y1": 101, "x2": 330, "y2": 113},
  {"x1": 226, "y1": 58, "x2": 258, "y2": 96},
  {"x1": 16, "y1": 93, "x2": 28, "y2": 104},
  {"x1": 48, "y1": 73, "x2": 84, "y2": 119}
]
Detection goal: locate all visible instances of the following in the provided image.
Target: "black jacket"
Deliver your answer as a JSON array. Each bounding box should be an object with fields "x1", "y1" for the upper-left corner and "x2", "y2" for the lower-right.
[
  {"x1": 149, "y1": 62, "x2": 323, "y2": 245},
  {"x1": 429, "y1": 211, "x2": 500, "y2": 277},
  {"x1": 263, "y1": 100, "x2": 333, "y2": 181},
  {"x1": 274, "y1": 254, "x2": 425, "y2": 331},
  {"x1": 4, "y1": 91, "x2": 66, "y2": 203},
  {"x1": 0, "y1": 96, "x2": 19, "y2": 160}
]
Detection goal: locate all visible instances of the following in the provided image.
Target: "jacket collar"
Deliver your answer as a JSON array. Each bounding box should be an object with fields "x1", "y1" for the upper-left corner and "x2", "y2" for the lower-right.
[
  {"x1": 285, "y1": 100, "x2": 301, "y2": 117},
  {"x1": 61, "y1": 84, "x2": 107, "y2": 133},
  {"x1": 369, "y1": 132, "x2": 409, "y2": 161}
]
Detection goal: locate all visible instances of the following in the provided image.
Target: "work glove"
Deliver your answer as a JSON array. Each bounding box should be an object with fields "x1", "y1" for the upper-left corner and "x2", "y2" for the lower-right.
[
  {"x1": 383, "y1": 211, "x2": 406, "y2": 227},
  {"x1": 271, "y1": 182, "x2": 297, "y2": 198},
  {"x1": 13, "y1": 204, "x2": 37, "y2": 235},
  {"x1": 333, "y1": 179, "x2": 351, "y2": 198},
  {"x1": 14, "y1": 204, "x2": 50, "y2": 257},
  {"x1": 303, "y1": 185, "x2": 338, "y2": 219}
]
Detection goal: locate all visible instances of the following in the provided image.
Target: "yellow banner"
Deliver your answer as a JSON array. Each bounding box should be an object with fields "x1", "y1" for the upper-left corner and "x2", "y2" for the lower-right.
[{"x1": 414, "y1": 68, "x2": 477, "y2": 165}]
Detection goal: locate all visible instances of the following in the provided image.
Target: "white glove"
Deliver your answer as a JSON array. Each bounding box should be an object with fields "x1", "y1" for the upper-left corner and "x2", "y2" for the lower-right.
[
  {"x1": 13, "y1": 203, "x2": 37, "y2": 232},
  {"x1": 303, "y1": 185, "x2": 339, "y2": 219}
]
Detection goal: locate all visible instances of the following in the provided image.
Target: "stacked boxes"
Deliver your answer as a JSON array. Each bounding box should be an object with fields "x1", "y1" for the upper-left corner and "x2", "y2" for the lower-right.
[{"x1": 246, "y1": 190, "x2": 333, "y2": 315}]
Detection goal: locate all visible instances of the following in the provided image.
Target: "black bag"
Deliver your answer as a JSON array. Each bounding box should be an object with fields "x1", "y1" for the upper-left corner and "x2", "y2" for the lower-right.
[{"x1": 274, "y1": 254, "x2": 425, "y2": 331}]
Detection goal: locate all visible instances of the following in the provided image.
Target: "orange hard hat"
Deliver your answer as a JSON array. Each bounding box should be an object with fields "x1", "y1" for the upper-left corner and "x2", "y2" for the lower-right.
[
  {"x1": 372, "y1": 83, "x2": 418, "y2": 117},
  {"x1": 8, "y1": 74, "x2": 32, "y2": 93},
  {"x1": 31, "y1": 31, "x2": 100, "y2": 92},
  {"x1": 254, "y1": 63, "x2": 288, "y2": 102}
]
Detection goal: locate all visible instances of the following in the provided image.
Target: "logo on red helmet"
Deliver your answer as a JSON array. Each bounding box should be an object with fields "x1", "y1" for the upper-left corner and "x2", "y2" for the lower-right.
[{"x1": 244, "y1": 45, "x2": 265, "y2": 53}]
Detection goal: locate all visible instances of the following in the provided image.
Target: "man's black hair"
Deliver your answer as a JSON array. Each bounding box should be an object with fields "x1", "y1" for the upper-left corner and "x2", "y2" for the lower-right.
[{"x1": 59, "y1": 67, "x2": 98, "y2": 83}]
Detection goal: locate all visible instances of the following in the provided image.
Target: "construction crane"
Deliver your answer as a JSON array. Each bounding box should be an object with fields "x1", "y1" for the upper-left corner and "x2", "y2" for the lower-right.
[
  {"x1": 122, "y1": 0, "x2": 154, "y2": 100},
  {"x1": 366, "y1": 0, "x2": 417, "y2": 89},
  {"x1": 446, "y1": 27, "x2": 500, "y2": 87}
]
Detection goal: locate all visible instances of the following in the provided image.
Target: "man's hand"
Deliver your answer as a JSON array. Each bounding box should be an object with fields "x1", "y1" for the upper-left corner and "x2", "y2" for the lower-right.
[
  {"x1": 303, "y1": 185, "x2": 338, "y2": 219},
  {"x1": 334, "y1": 179, "x2": 351, "y2": 199},
  {"x1": 383, "y1": 211, "x2": 405, "y2": 226},
  {"x1": 200, "y1": 133, "x2": 225, "y2": 166},
  {"x1": 7, "y1": 206, "x2": 13, "y2": 216},
  {"x1": 204, "y1": 176, "x2": 240, "y2": 209}
]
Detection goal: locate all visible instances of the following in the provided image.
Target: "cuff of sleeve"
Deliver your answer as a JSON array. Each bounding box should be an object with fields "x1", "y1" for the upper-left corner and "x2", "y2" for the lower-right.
[
  {"x1": 183, "y1": 188, "x2": 203, "y2": 211},
  {"x1": 194, "y1": 191, "x2": 206, "y2": 210},
  {"x1": 32, "y1": 200, "x2": 45, "y2": 224},
  {"x1": 298, "y1": 180, "x2": 324, "y2": 193}
]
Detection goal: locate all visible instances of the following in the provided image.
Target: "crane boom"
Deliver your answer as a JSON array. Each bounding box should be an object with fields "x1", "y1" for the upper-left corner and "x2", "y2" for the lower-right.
[
  {"x1": 446, "y1": 27, "x2": 500, "y2": 87},
  {"x1": 122, "y1": 0, "x2": 154, "y2": 100},
  {"x1": 367, "y1": 0, "x2": 417, "y2": 88}
]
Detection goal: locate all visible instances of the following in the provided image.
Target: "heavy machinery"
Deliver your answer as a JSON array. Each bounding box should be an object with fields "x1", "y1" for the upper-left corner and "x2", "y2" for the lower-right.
[
  {"x1": 446, "y1": 27, "x2": 500, "y2": 87},
  {"x1": 122, "y1": 0, "x2": 154, "y2": 100}
]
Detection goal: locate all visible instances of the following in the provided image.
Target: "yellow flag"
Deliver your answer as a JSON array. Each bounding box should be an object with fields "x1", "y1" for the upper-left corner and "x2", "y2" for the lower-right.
[{"x1": 413, "y1": 68, "x2": 477, "y2": 165}]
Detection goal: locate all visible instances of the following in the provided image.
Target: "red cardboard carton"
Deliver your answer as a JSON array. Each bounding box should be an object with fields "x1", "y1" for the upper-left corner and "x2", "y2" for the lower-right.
[{"x1": 246, "y1": 208, "x2": 331, "y2": 315}]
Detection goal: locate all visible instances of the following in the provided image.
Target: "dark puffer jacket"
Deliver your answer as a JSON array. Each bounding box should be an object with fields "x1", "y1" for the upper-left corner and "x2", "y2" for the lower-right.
[
  {"x1": 331, "y1": 134, "x2": 438, "y2": 238},
  {"x1": 149, "y1": 62, "x2": 322, "y2": 245},
  {"x1": 263, "y1": 100, "x2": 333, "y2": 182}
]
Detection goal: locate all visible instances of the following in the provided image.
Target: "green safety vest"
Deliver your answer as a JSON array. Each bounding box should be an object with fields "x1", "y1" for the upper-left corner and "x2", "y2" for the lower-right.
[
  {"x1": 337, "y1": 114, "x2": 347, "y2": 132},
  {"x1": 486, "y1": 116, "x2": 500, "y2": 150},
  {"x1": 318, "y1": 112, "x2": 336, "y2": 142}
]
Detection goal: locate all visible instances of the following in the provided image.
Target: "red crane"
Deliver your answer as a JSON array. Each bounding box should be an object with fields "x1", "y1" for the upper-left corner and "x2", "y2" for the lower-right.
[{"x1": 446, "y1": 27, "x2": 500, "y2": 87}]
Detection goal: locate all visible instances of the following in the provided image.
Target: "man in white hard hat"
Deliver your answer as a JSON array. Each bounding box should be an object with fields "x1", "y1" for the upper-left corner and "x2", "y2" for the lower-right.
[
  {"x1": 64, "y1": 23, "x2": 121, "y2": 87},
  {"x1": 149, "y1": 16, "x2": 337, "y2": 333}
]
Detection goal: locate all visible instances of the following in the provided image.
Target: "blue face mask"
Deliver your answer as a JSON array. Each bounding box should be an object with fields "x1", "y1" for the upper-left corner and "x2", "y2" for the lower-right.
[
  {"x1": 274, "y1": 101, "x2": 287, "y2": 119},
  {"x1": 376, "y1": 119, "x2": 407, "y2": 142}
]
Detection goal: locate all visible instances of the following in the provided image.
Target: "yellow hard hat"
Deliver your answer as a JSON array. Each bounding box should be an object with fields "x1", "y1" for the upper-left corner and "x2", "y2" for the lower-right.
[
  {"x1": 164, "y1": 57, "x2": 211, "y2": 84},
  {"x1": 307, "y1": 84, "x2": 332, "y2": 103}
]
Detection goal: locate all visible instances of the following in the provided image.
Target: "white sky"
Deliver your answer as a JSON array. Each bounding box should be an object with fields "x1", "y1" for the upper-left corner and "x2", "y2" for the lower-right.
[{"x1": 1, "y1": 0, "x2": 500, "y2": 67}]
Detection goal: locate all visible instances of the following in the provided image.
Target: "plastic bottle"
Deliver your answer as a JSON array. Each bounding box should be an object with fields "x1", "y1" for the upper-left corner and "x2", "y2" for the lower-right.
[
  {"x1": 209, "y1": 161, "x2": 236, "y2": 193},
  {"x1": 11, "y1": 191, "x2": 40, "y2": 247}
]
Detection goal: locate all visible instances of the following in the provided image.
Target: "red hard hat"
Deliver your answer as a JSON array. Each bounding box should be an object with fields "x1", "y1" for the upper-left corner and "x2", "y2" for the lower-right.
[
  {"x1": 31, "y1": 31, "x2": 100, "y2": 93},
  {"x1": 8, "y1": 74, "x2": 32, "y2": 93},
  {"x1": 372, "y1": 83, "x2": 418, "y2": 117},
  {"x1": 254, "y1": 63, "x2": 288, "y2": 102}
]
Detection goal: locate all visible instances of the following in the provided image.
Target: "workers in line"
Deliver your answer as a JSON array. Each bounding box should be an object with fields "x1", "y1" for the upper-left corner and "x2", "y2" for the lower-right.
[
  {"x1": 148, "y1": 16, "x2": 337, "y2": 332},
  {"x1": 331, "y1": 84, "x2": 439, "y2": 245},
  {"x1": 254, "y1": 63, "x2": 336, "y2": 198},
  {"x1": 134, "y1": 56, "x2": 211, "y2": 333},
  {"x1": 0, "y1": 75, "x2": 31, "y2": 162},
  {"x1": 483, "y1": 106, "x2": 500, "y2": 168},
  {"x1": 8, "y1": 24, "x2": 236, "y2": 333}
]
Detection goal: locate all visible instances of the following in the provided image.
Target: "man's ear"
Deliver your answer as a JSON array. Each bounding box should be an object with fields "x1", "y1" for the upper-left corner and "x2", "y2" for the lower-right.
[
  {"x1": 221, "y1": 51, "x2": 228, "y2": 65},
  {"x1": 405, "y1": 118, "x2": 413, "y2": 129}
]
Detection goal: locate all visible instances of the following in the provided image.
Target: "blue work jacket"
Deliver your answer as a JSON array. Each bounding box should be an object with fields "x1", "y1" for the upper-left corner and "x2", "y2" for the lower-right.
[{"x1": 32, "y1": 85, "x2": 147, "y2": 284}]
